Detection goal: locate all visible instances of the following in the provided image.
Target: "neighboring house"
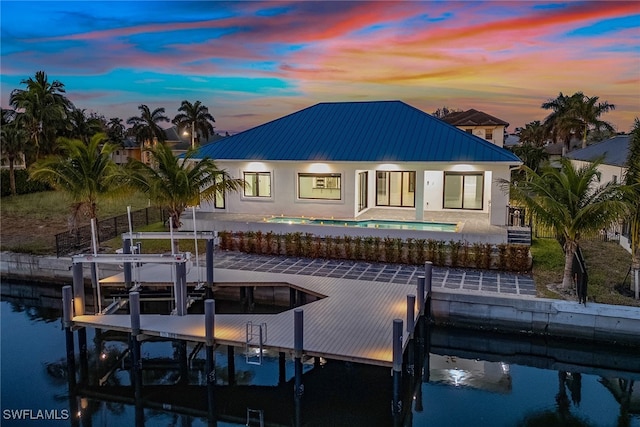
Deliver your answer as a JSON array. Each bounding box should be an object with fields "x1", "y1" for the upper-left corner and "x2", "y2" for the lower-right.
[
  {"x1": 111, "y1": 128, "x2": 226, "y2": 165},
  {"x1": 441, "y1": 109, "x2": 509, "y2": 148},
  {"x1": 566, "y1": 134, "x2": 631, "y2": 251},
  {"x1": 111, "y1": 136, "x2": 142, "y2": 165},
  {"x1": 0, "y1": 152, "x2": 26, "y2": 170},
  {"x1": 192, "y1": 101, "x2": 521, "y2": 228}
]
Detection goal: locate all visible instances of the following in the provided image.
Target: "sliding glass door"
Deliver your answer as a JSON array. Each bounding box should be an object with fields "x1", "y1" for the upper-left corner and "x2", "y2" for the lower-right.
[{"x1": 376, "y1": 171, "x2": 415, "y2": 207}]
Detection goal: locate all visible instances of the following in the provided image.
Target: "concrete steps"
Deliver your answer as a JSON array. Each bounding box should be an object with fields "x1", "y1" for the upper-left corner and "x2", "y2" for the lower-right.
[{"x1": 507, "y1": 227, "x2": 532, "y2": 245}]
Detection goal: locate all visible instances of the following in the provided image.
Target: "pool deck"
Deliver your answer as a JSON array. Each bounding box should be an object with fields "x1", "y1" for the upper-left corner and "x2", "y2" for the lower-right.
[{"x1": 181, "y1": 209, "x2": 511, "y2": 244}]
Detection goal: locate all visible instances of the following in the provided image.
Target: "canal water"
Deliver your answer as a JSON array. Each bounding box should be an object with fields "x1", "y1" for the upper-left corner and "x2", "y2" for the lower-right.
[{"x1": 1, "y1": 286, "x2": 639, "y2": 427}]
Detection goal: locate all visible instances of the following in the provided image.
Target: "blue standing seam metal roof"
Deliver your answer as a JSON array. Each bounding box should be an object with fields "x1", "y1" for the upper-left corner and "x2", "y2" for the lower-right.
[
  {"x1": 194, "y1": 101, "x2": 521, "y2": 163},
  {"x1": 565, "y1": 134, "x2": 630, "y2": 167}
]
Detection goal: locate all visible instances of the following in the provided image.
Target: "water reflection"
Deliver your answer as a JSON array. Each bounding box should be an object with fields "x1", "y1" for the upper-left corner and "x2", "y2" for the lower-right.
[{"x1": 1, "y1": 283, "x2": 639, "y2": 427}]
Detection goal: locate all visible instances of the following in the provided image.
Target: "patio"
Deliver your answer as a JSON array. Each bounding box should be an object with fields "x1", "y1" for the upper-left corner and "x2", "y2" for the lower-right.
[{"x1": 181, "y1": 208, "x2": 510, "y2": 244}]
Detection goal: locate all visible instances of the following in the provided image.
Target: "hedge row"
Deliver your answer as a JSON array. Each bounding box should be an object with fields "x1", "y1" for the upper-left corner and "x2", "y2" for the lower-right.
[
  {"x1": 218, "y1": 230, "x2": 532, "y2": 272},
  {"x1": 1, "y1": 169, "x2": 52, "y2": 197}
]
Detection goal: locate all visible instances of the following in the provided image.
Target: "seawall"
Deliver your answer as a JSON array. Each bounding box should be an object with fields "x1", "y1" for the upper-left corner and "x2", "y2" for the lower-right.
[
  {"x1": 431, "y1": 290, "x2": 640, "y2": 347},
  {"x1": 2, "y1": 252, "x2": 639, "y2": 347},
  {"x1": 1, "y1": 251, "x2": 121, "y2": 285}
]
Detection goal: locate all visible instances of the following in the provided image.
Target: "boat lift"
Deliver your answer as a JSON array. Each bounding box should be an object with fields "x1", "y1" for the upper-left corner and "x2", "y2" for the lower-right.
[{"x1": 71, "y1": 253, "x2": 192, "y2": 316}]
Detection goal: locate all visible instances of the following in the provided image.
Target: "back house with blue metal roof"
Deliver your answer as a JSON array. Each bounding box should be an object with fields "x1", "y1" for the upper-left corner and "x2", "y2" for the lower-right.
[{"x1": 191, "y1": 100, "x2": 521, "y2": 226}]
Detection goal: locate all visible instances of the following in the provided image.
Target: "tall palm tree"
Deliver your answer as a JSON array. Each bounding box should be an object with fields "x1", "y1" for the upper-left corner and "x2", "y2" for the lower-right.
[
  {"x1": 0, "y1": 123, "x2": 28, "y2": 196},
  {"x1": 9, "y1": 71, "x2": 73, "y2": 161},
  {"x1": 503, "y1": 157, "x2": 627, "y2": 289},
  {"x1": 625, "y1": 118, "x2": 640, "y2": 296},
  {"x1": 126, "y1": 143, "x2": 242, "y2": 229},
  {"x1": 30, "y1": 133, "x2": 124, "y2": 231},
  {"x1": 172, "y1": 100, "x2": 216, "y2": 148},
  {"x1": 517, "y1": 120, "x2": 546, "y2": 147},
  {"x1": 126, "y1": 104, "x2": 169, "y2": 145},
  {"x1": 570, "y1": 93, "x2": 616, "y2": 149},
  {"x1": 541, "y1": 92, "x2": 575, "y2": 151},
  {"x1": 542, "y1": 92, "x2": 615, "y2": 151}
]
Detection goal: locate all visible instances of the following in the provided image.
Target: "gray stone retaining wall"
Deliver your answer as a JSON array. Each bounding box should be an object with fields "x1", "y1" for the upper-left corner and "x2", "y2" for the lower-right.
[
  {"x1": 431, "y1": 291, "x2": 640, "y2": 346},
  {"x1": 1, "y1": 251, "x2": 121, "y2": 284}
]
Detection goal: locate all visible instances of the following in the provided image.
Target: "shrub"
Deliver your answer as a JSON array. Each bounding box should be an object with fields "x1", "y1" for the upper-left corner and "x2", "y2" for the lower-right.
[
  {"x1": 497, "y1": 243, "x2": 508, "y2": 270},
  {"x1": 218, "y1": 231, "x2": 232, "y2": 250},
  {"x1": 1, "y1": 169, "x2": 52, "y2": 197},
  {"x1": 284, "y1": 233, "x2": 294, "y2": 256},
  {"x1": 449, "y1": 240, "x2": 462, "y2": 268},
  {"x1": 265, "y1": 231, "x2": 275, "y2": 255},
  {"x1": 303, "y1": 233, "x2": 314, "y2": 258},
  {"x1": 343, "y1": 235, "x2": 353, "y2": 259},
  {"x1": 415, "y1": 239, "x2": 426, "y2": 265},
  {"x1": 460, "y1": 241, "x2": 470, "y2": 268},
  {"x1": 325, "y1": 235, "x2": 334, "y2": 259},
  {"x1": 353, "y1": 236, "x2": 363, "y2": 260},
  {"x1": 245, "y1": 231, "x2": 256, "y2": 253},
  {"x1": 236, "y1": 231, "x2": 245, "y2": 252},
  {"x1": 426, "y1": 239, "x2": 438, "y2": 263}
]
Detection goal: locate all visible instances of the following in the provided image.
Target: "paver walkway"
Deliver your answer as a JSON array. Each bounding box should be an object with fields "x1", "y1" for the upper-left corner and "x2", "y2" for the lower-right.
[{"x1": 212, "y1": 251, "x2": 537, "y2": 297}]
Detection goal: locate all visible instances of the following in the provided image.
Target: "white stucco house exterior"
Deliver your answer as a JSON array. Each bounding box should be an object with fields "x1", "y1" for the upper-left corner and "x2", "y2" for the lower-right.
[
  {"x1": 189, "y1": 101, "x2": 521, "y2": 237},
  {"x1": 566, "y1": 134, "x2": 632, "y2": 251},
  {"x1": 441, "y1": 109, "x2": 510, "y2": 148}
]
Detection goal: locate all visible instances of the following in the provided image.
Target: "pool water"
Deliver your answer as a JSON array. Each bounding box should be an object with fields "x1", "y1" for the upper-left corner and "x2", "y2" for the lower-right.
[{"x1": 267, "y1": 216, "x2": 459, "y2": 231}]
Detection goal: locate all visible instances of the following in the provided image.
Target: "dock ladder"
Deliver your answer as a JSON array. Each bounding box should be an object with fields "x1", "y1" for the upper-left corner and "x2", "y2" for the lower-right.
[
  {"x1": 246, "y1": 408, "x2": 264, "y2": 427},
  {"x1": 245, "y1": 321, "x2": 267, "y2": 365}
]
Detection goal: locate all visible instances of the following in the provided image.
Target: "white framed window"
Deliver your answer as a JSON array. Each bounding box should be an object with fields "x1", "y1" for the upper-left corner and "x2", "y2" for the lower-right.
[
  {"x1": 485, "y1": 129, "x2": 493, "y2": 140},
  {"x1": 244, "y1": 172, "x2": 271, "y2": 197},
  {"x1": 298, "y1": 173, "x2": 341, "y2": 200}
]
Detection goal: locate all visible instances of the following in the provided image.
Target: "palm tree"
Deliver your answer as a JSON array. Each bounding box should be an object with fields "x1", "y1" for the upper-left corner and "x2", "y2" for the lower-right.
[
  {"x1": 106, "y1": 117, "x2": 126, "y2": 145},
  {"x1": 126, "y1": 104, "x2": 169, "y2": 145},
  {"x1": 570, "y1": 93, "x2": 616, "y2": 149},
  {"x1": 625, "y1": 118, "x2": 640, "y2": 296},
  {"x1": 66, "y1": 108, "x2": 105, "y2": 144},
  {"x1": 9, "y1": 71, "x2": 73, "y2": 161},
  {"x1": 126, "y1": 143, "x2": 242, "y2": 229},
  {"x1": 510, "y1": 144, "x2": 549, "y2": 178},
  {"x1": 541, "y1": 92, "x2": 575, "y2": 151},
  {"x1": 542, "y1": 92, "x2": 615, "y2": 151},
  {"x1": 0, "y1": 123, "x2": 28, "y2": 196},
  {"x1": 504, "y1": 157, "x2": 627, "y2": 290},
  {"x1": 517, "y1": 121, "x2": 546, "y2": 147},
  {"x1": 172, "y1": 100, "x2": 215, "y2": 148},
  {"x1": 30, "y1": 133, "x2": 124, "y2": 231}
]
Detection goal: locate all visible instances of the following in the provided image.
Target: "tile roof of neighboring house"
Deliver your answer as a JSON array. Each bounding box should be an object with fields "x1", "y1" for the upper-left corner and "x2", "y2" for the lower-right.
[
  {"x1": 565, "y1": 134, "x2": 630, "y2": 167},
  {"x1": 441, "y1": 109, "x2": 510, "y2": 127},
  {"x1": 195, "y1": 101, "x2": 521, "y2": 163}
]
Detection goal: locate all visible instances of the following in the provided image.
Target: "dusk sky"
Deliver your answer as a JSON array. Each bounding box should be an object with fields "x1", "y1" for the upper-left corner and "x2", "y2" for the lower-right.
[{"x1": 1, "y1": 1, "x2": 639, "y2": 135}]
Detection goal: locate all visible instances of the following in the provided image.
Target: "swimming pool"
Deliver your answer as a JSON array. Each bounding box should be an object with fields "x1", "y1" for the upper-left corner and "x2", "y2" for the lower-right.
[{"x1": 266, "y1": 216, "x2": 459, "y2": 232}]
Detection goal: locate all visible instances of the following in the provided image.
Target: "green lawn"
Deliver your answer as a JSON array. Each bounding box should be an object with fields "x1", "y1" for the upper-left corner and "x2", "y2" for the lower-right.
[
  {"x1": 531, "y1": 238, "x2": 639, "y2": 307},
  {"x1": 101, "y1": 222, "x2": 207, "y2": 255},
  {"x1": 0, "y1": 190, "x2": 152, "y2": 254}
]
